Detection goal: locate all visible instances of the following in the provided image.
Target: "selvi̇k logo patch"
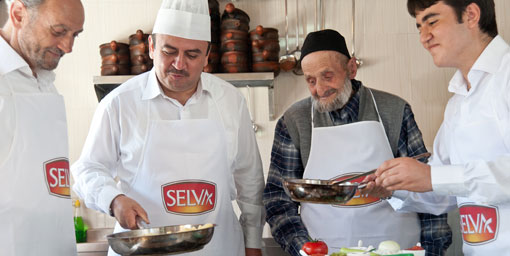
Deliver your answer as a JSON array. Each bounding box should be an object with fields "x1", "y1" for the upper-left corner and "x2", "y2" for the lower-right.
[
  {"x1": 331, "y1": 173, "x2": 381, "y2": 207},
  {"x1": 161, "y1": 180, "x2": 216, "y2": 215},
  {"x1": 43, "y1": 158, "x2": 71, "y2": 198},
  {"x1": 459, "y1": 204, "x2": 499, "y2": 245}
]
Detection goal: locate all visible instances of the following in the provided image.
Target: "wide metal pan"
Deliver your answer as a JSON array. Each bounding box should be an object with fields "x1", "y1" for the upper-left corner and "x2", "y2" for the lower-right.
[
  {"x1": 284, "y1": 178, "x2": 364, "y2": 204},
  {"x1": 283, "y1": 153, "x2": 431, "y2": 204},
  {"x1": 106, "y1": 223, "x2": 215, "y2": 255}
]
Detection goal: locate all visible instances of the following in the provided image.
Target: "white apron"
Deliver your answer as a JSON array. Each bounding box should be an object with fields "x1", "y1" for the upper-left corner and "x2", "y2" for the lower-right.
[
  {"x1": 108, "y1": 100, "x2": 244, "y2": 256},
  {"x1": 0, "y1": 92, "x2": 77, "y2": 255},
  {"x1": 444, "y1": 95, "x2": 510, "y2": 255},
  {"x1": 301, "y1": 90, "x2": 420, "y2": 251}
]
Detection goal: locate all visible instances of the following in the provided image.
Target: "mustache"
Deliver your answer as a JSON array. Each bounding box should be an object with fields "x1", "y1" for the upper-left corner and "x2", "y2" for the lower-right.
[
  {"x1": 44, "y1": 47, "x2": 65, "y2": 57},
  {"x1": 166, "y1": 68, "x2": 189, "y2": 77},
  {"x1": 313, "y1": 89, "x2": 338, "y2": 99}
]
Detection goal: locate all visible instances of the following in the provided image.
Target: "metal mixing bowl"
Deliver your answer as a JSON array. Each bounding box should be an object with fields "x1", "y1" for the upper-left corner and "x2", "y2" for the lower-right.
[
  {"x1": 283, "y1": 178, "x2": 361, "y2": 204},
  {"x1": 107, "y1": 223, "x2": 215, "y2": 255}
]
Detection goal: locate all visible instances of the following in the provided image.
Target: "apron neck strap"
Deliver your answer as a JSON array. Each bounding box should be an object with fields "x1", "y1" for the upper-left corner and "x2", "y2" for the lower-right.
[{"x1": 367, "y1": 88, "x2": 387, "y2": 136}]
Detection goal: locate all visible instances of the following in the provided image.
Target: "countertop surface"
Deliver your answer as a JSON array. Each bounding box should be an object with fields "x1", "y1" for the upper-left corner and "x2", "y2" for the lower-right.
[{"x1": 77, "y1": 230, "x2": 287, "y2": 255}]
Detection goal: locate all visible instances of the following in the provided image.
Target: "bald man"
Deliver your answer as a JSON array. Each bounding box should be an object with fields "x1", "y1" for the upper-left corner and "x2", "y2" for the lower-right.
[{"x1": 0, "y1": 0, "x2": 84, "y2": 255}]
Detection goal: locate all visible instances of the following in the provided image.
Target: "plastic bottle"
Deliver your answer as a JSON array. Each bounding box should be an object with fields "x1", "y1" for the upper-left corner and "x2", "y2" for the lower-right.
[{"x1": 73, "y1": 199, "x2": 88, "y2": 243}]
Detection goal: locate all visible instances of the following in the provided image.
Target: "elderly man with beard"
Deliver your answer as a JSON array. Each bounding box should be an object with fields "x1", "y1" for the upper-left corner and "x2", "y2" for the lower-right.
[
  {"x1": 263, "y1": 29, "x2": 452, "y2": 256},
  {"x1": 0, "y1": 0, "x2": 84, "y2": 255}
]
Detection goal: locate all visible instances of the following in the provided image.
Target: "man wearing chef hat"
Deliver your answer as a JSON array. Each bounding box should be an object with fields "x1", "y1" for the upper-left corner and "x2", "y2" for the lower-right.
[
  {"x1": 71, "y1": 0, "x2": 264, "y2": 255},
  {"x1": 263, "y1": 29, "x2": 452, "y2": 256},
  {"x1": 0, "y1": 0, "x2": 84, "y2": 255},
  {"x1": 364, "y1": 0, "x2": 510, "y2": 255}
]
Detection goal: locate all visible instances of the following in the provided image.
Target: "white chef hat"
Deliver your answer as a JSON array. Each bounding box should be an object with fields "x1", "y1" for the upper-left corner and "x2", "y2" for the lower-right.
[{"x1": 153, "y1": 0, "x2": 211, "y2": 42}]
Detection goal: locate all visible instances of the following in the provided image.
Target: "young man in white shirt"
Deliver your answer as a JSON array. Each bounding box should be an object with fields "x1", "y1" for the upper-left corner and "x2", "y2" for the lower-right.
[{"x1": 365, "y1": 0, "x2": 510, "y2": 255}]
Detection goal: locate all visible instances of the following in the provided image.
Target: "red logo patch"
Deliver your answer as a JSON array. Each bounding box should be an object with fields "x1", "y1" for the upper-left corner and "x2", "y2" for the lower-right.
[
  {"x1": 459, "y1": 204, "x2": 499, "y2": 245},
  {"x1": 44, "y1": 158, "x2": 71, "y2": 198},
  {"x1": 332, "y1": 173, "x2": 381, "y2": 207},
  {"x1": 161, "y1": 180, "x2": 216, "y2": 215}
]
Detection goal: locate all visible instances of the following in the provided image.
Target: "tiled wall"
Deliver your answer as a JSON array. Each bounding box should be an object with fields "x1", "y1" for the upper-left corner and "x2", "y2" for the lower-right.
[{"x1": 3, "y1": 0, "x2": 510, "y2": 254}]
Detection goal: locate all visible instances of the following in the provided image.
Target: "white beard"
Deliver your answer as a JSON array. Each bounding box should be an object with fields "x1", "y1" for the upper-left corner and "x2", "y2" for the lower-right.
[{"x1": 312, "y1": 78, "x2": 353, "y2": 113}]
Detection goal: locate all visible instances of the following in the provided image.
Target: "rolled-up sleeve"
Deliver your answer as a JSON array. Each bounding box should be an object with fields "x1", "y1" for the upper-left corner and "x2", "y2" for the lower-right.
[{"x1": 233, "y1": 98, "x2": 265, "y2": 249}]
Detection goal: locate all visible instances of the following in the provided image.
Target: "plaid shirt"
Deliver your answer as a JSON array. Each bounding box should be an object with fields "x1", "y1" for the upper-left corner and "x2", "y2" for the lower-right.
[{"x1": 263, "y1": 81, "x2": 452, "y2": 256}]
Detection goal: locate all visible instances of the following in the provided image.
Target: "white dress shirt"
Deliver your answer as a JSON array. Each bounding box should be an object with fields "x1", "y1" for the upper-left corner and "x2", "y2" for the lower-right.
[
  {"x1": 391, "y1": 35, "x2": 510, "y2": 214},
  {"x1": 72, "y1": 69, "x2": 265, "y2": 248},
  {"x1": 0, "y1": 34, "x2": 57, "y2": 166}
]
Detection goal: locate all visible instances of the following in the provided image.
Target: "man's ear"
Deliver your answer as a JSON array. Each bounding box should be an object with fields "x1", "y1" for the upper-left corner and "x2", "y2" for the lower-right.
[
  {"x1": 10, "y1": 0, "x2": 28, "y2": 29},
  {"x1": 464, "y1": 2, "x2": 481, "y2": 30},
  {"x1": 148, "y1": 34, "x2": 155, "y2": 60},
  {"x1": 347, "y1": 57, "x2": 358, "y2": 79}
]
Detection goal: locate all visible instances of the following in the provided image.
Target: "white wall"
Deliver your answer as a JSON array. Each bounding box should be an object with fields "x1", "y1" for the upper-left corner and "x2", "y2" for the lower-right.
[{"x1": 3, "y1": 0, "x2": 510, "y2": 253}]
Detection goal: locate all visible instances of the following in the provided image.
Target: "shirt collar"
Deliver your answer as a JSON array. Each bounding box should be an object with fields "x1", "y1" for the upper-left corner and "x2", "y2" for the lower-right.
[
  {"x1": 0, "y1": 34, "x2": 56, "y2": 84},
  {"x1": 471, "y1": 35, "x2": 506, "y2": 75},
  {"x1": 142, "y1": 68, "x2": 209, "y2": 102},
  {"x1": 449, "y1": 35, "x2": 508, "y2": 95},
  {"x1": 0, "y1": 33, "x2": 29, "y2": 76}
]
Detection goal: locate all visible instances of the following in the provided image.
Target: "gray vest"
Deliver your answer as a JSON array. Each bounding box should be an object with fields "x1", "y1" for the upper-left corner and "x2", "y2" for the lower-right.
[{"x1": 283, "y1": 84, "x2": 407, "y2": 167}]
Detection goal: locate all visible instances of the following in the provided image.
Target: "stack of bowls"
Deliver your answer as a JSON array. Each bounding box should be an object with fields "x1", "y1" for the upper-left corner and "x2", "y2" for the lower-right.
[
  {"x1": 250, "y1": 25, "x2": 280, "y2": 76},
  {"x1": 129, "y1": 30, "x2": 153, "y2": 75},
  {"x1": 99, "y1": 41, "x2": 130, "y2": 75},
  {"x1": 220, "y1": 3, "x2": 250, "y2": 73},
  {"x1": 205, "y1": 0, "x2": 221, "y2": 73}
]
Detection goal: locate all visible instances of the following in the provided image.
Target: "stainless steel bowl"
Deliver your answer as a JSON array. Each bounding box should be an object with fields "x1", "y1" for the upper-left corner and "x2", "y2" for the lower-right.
[
  {"x1": 283, "y1": 178, "x2": 362, "y2": 204},
  {"x1": 107, "y1": 223, "x2": 215, "y2": 255}
]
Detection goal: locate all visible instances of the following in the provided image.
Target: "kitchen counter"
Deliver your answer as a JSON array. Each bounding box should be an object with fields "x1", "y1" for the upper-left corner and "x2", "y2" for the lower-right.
[
  {"x1": 77, "y1": 229, "x2": 287, "y2": 256},
  {"x1": 77, "y1": 241, "x2": 109, "y2": 256}
]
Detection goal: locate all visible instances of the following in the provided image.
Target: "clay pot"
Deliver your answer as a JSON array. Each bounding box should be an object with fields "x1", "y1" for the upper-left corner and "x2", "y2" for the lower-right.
[
  {"x1": 221, "y1": 3, "x2": 250, "y2": 24},
  {"x1": 252, "y1": 61, "x2": 280, "y2": 76},
  {"x1": 221, "y1": 39, "x2": 249, "y2": 52},
  {"x1": 221, "y1": 51, "x2": 248, "y2": 65},
  {"x1": 250, "y1": 25, "x2": 279, "y2": 40},
  {"x1": 131, "y1": 64, "x2": 152, "y2": 75},
  {"x1": 101, "y1": 64, "x2": 130, "y2": 76},
  {"x1": 208, "y1": 0, "x2": 220, "y2": 15},
  {"x1": 221, "y1": 30, "x2": 248, "y2": 41},
  {"x1": 221, "y1": 18, "x2": 249, "y2": 32},
  {"x1": 210, "y1": 44, "x2": 219, "y2": 53},
  {"x1": 130, "y1": 54, "x2": 150, "y2": 65},
  {"x1": 99, "y1": 41, "x2": 129, "y2": 56},
  {"x1": 251, "y1": 39, "x2": 280, "y2": 53},
  {"x1": 128, "y1": 30, "x2": 150, "y2": 46},
  {"x1": 208, "y1": 51, "x2": 221, "y2": 65},
  {"x1": 222, "y1": 63, "x2": 249, "y2": 73},
  {"x1": 211, "y1": 31, "x2": 221, "y2": 44},
  {"x1": 132, "y1": 57, "x2": 152, "y2": 67},
  {"x1": 130, "y1": 43, "x2": 148, "y2": 56},
  {"x1": 102, "y1": 53, "x2": 130, "y2": 65},
  {"x1": 252, "y1": 50, "x2": 279, "y2": 62},
  {"x1": 203, "y1": 63, "x2": 220, "y2": 73}
]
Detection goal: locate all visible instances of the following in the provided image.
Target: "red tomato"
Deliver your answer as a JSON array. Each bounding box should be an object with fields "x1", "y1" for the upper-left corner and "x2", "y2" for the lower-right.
[
  {"x1": 406, "y1": 245, "x2": 424, "y2": 250},
  {"x1": 302, "y1": 240, "x2": 328, "y2": 255}
]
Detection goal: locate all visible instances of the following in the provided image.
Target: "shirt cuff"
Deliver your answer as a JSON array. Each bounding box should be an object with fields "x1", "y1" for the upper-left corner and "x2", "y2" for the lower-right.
[
  {"x1": 431, "y1": 165, "x2": 468, "y2": 197},
  {"x1": 387, "y1": 190, "x2": 410, "y2": 212},
  {"x1": 392, "y1": 190, "x2": 410, "y2": 200},
  {"x1": 98, "y1": 185, "x2": 124, "y2": 215}
]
